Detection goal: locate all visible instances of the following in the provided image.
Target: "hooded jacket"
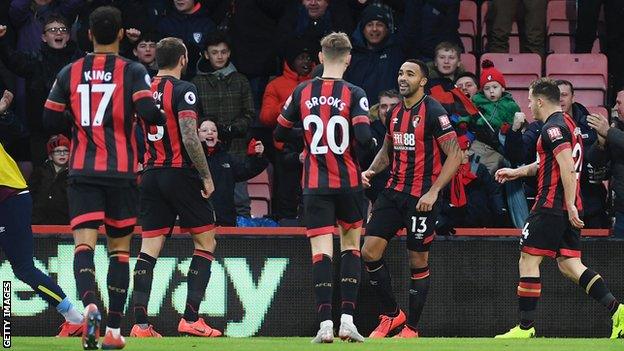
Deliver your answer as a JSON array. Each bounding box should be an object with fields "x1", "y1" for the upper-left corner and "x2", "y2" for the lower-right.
[
  {"x1": 344, "y1": 15, "x2": 404, "y2": 106},
  {"x1": 466, "y1": 91, "x2": 519, "y2": 147},
  {"x1": 260, "y1": 61, "x2": 312, "y2": 128}
]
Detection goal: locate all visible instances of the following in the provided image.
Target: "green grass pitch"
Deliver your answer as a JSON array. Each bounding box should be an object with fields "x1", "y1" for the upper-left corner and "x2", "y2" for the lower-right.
[{"x1": 8, "y1": 337, "x2": 624, "y2": 351}]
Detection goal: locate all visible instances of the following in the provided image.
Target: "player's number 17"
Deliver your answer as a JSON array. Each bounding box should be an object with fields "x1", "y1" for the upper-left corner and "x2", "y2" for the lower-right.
[{"x1": 77, "y1": 83, "x2": 116, "y2": 126}]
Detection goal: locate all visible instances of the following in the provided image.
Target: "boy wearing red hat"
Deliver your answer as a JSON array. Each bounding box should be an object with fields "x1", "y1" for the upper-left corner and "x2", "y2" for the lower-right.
[
  {"x1": 465, "y1": 60, "x2": 521, "y2": 175},
  {"x1": 29, "y1": 134, "x2": 70, "y2": 224}
]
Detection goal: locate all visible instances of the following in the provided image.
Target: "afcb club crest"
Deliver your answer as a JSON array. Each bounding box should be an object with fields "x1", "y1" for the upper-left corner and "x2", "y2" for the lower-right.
[
  {"x1": 412, "y1": 115, "x2": 421, "y2": 128},
  {"x1": 193, "y1": 32, "x2": 202, "y2": 44}
]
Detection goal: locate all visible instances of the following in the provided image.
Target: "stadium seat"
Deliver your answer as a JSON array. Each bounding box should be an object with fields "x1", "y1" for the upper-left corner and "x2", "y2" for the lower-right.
[
  {"x1": 480, "y1": 53, "x2": 542, "y2": 89},
  {"x1": 547, "y1": 1, "x2": 577, "y2": 30},
  {"x1": 548, "y1": 36, "x2": 600, "y2": 54},
  {"x1": 248, "y1": 183, "x2": 271, "y2": 201},
  {"x1": 461, "y1": 53, "x2": 476, "y2": 74},
  {"x1": 461, "y1": 36, "x2": 473, "y2": 54},
  {"x1": 546, "y1": 53, "x2": 607, "y2": 105},
  {"x1": 585, "y1": 106, "x2": 609, "y2": 117},
  {"x1": 508, "y1": 89, "x2": 534, "y2": 122},
  {"x1": 250, "y1": 199, "x2": 269, "y2": 218},
  {"x1": 248, "y1": 170, "x2": 269, "y2": 184},
  {"x1": 459, "y1": 0, "x2": 477, "y2": 53}
]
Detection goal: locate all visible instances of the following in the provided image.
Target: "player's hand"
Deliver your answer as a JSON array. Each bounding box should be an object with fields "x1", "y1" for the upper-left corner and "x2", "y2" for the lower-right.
[
  {"x1": 495, "y1": 168, "x2": 520, "y2": 183},
  {"x1": 567, "y1": 205, "x2": 585, "y2": 229},
  {"x1": 361, "y1": 169, "x2": 375, "y2": 188},
  {"x1": 125, "y1": 28, "x2": 141, "y2": 43},
  {"x1": 254, "y1": 141, "x2": 264, "y2": 156},
  {"x1": 416, "y1": 189, "x2": 438, "y2": 212},
  {"x1": 0, "y1": 90, "x2": 14, "y2": 114},
  {"x1": 0, "y1": 25, "x2": 7, "y2": 38},
  {"x1": 201, "y1": 177, "x2": 215, "y2": 199}
]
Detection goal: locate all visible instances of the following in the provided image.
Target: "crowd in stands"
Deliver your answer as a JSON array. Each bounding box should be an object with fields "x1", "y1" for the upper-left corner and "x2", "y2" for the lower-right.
[{"x1": 0, "y1": 0, "x2": 623, "y2": 236}]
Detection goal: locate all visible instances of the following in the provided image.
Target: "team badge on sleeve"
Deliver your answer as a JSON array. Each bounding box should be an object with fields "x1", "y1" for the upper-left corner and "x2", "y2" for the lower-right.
[
  {"x1": 547, "y1": 126, "x2": 563, "y2": 142},
  {"x1": 359, "y1": 97, "x2": 369, "y2": 112},
  {"x1": 184, "y1": 91, "x2": 196, "y2": 105},
  {"x1": 438, "y1": 115, "x2": 452, "y2": 129}
]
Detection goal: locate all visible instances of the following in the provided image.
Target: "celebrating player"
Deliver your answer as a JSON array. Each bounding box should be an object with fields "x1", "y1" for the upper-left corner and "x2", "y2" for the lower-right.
[
  {"x1": 43, "y1": 6, "x2": 164, "y2": 350},
  {"x1": 360, "y1": 60, "x2": 462, "y2": 338},
  {"x1": 130, "y1": 37, "x2": 220, "y2": 338},
  {"x1": 274, "y1": 32, "x2": 374, "y2": 343},
  {"x1": 494, "y1": 78, "x2": 624, "y2": 338}
]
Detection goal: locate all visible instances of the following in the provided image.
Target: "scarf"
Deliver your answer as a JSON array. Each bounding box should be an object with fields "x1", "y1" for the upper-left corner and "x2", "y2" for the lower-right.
[
  {"x1": 450, "y1": 163, "x2": 477, "y2": 208},
  {"x1": 209, "y1": 62, "x2": 237, "y2": 80}
]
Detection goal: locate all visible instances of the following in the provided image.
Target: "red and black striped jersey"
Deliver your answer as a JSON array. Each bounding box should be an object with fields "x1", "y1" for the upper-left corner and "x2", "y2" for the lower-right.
[
  {"x1": 143, "y1": 76, "x2": 199, "y2": 170},
  {"x1": 44, "y1": 53, "x2": 154, "y2": 179},
  {"x1": 385, "y1": 95, "x2": 458, "y2": 198},
  {"x1": 277, "y1": 77, "x2": 370, "y2": 194},
  {"x1": 533, "y1": 112, "x2": 583, "y2": 214}
]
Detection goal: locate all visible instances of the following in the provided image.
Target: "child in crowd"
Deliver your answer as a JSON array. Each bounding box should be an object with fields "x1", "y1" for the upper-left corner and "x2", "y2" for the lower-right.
[
  {"x1": 29, "y1": 134, "x2": 70, "y2": 224},
  {"x1": 198, "y1": 119, "x2": 268, "y2": 226},
  {"x1": 466, "y1": 60, "x2": 521, "y2": 175}
]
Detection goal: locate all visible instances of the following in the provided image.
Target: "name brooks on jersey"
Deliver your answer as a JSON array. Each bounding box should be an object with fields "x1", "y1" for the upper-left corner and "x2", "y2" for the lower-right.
[{"x1": 304, "y1": 96, "x2": 347, "y2": 111}]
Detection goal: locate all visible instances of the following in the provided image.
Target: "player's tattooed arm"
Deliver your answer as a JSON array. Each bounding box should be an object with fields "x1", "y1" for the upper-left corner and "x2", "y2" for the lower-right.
[
  {"x1": 179, "y1": 117, "x2": 213, "y2": 181},
  {"x1": 519, "y1": 161, "x2": 539, "y2": 177},
  {"x1": 368, "y1": 137, "x2": 391, "y2": 174},
  {"x1": 431, "y1": 136, "x2": 462, "y2": 193}
]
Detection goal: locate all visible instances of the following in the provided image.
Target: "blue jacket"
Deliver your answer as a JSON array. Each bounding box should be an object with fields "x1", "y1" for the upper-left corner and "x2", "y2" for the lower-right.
[
  {"x1": 158, "y1": 4, "x2": 216, "y2": 80},
  {"x1": 344, "y1": 20, "x2": 404, "y2": 105}
]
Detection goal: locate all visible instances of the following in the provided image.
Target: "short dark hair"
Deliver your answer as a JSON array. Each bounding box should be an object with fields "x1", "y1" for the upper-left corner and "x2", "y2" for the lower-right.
[
  {"x1": 134, "y1": 31, "x2": 161, "y2": 49},
  {"x1": 156, "y1": 37, "x2": 186, "y2": 70},
  {"x1": 204, "y1": 31, "x2": 230, "y2": 51},
  {"x1": 404, "y1": 59, "x2": 429, "y2": 79},
  {"x1": 554, "y1": 79, "x2": 575, "y2": 96},
  {"x1": 43, "y1": 13, "x2": 70, "y2": 31},
  {"x1": 89, "y1": 6, "x2": 122, "y2": 45},
  {"x1": 379, "y1": 89, "x2": 400, "y2": 100},
  {"x1": 455, "y1": 72, "x2": 479, "y2": 87},
  {"x1": 529, "y1": 78, "x2": 561, "y2": 104}
]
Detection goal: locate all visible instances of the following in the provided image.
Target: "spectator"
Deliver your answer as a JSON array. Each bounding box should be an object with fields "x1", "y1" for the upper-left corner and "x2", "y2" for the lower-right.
[
  {"x1": 426, "y1": 41, "x2": 466, "y2": 83},
  {"x1": 192, "y1": 31, "x2": 255, "y2": 218},
  {"x1": 575, "y1": 0, "x2": 624, "y2": 102},
  {"x1": 129, "y1": 31, "x2": 160, "y2": 77},
  {"x1": 436, "y1": 134, "x2": 505, "y2": 234},
  {"x1": 0, "y1": 15, "x2": 82, "y2": 167},
  {"x1": 466, "y1": 60, "x2": 520, "y2": 175},
  {"x1": 278, "y1": 0, "x2": 354, "y2": 59},
  {"x1": 29, "y1": 134, "x2": 69, "y2": 225},
  {"x1": 198, "y1": 119, "x2": 268, "y2": 226},
  {"x1": 259, "y1": 40, "x2": 313, "y2": 221},
  {"x1": 158, "y1": 0, "x2": 217, "y2": 80},
  {"x1": 361, "y1": 89, "x2": 399, "y2": 204},
  {"x1": 587, "y1": 88, "x2": 624, "y2": 237},
  {"x1": 455, "y1": 71, "x2": 479, "y2": 99},
  {"x1": 344, "y1": 4, "x2": 403, "y2": 105},
  {"x1": 486, "y1": 0, "x2": 547, "y2": 56},
  {"x1": 0, "y1": 89, "x2": 20, "y2": 146},
  {"x1": 402, "y1": 0, "x2": 462, "y2": 61},
  {"x1": 557, "y1": 80, "x2": 609, "y2": 228}
]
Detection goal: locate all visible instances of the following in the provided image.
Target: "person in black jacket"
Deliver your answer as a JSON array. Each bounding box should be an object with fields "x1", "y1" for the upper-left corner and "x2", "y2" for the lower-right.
[
  {"x1": 29, "y1": 134, "x2": 69, "y2": 225},
  {"x1": 0, "y1": 15, "x2": 83, "y2": 166},
  {"x1": 198, "y1": 119, "x2": 269, "y2": 226}
]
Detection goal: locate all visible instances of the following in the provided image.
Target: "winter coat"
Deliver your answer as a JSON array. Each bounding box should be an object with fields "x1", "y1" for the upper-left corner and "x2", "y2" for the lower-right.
[
  {"x1": 0, "y1": 40, "x2": 82, "y2": 138},
  {"x1": 158, "y1": 3, "x2": 216, "y2": 80},
  {"x1": 193, "y1": 59, "x2": 255, "y2": 159},
  {"x1": 260, "y1": 61, "x2": 312, "y2": 129},
  {"x1": 344, "y1": 15, "x2": 404, "y2": 105},
  {"x1": 402, "y1": 0, "x2": 462, "y2": 60},
  {"x1": 29, "y1": 161, "x2": 69, "y2": 225},
  {"x1": 467, "y1": 91, "x2": 519, "y2": 148},
  {"x1": 204, "y1": 143, "x2": 268, "y2": 226}
]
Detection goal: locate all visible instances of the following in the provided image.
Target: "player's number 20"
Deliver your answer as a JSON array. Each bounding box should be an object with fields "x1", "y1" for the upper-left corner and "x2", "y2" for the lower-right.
[
  {"x1": 303, "y1": 114, "x2": 349, "y2": 155},
  {"x1": 77, "y1": 83, "x2": 116, "y2": 127}
]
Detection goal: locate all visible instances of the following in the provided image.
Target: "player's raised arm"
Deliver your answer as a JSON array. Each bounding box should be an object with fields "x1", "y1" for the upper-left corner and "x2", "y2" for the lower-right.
[
  {"x1": 129, "y1": 62, "x2": 165, "y2": 126},
  {"x1": 43, "y1": 66, "x2": 71, "y2": 133}
]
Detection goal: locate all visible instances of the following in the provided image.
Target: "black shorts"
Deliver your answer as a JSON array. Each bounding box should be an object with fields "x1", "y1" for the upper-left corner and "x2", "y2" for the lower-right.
[
  {"x1": 67, "y1": 176, "x2": 138, "y2": 237},
  {"x1": 140, "y1": 168, "x2": 215, "y2": 238},
  {"x1": 366, "y1": 189, "x2": 439, "y2": 252},
  {"x1": 303, "y1": 191, "x2": 364, "y2": 237},
  {"x1": 520, "y1": 211, "x2": 581, "y2": 258}
]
